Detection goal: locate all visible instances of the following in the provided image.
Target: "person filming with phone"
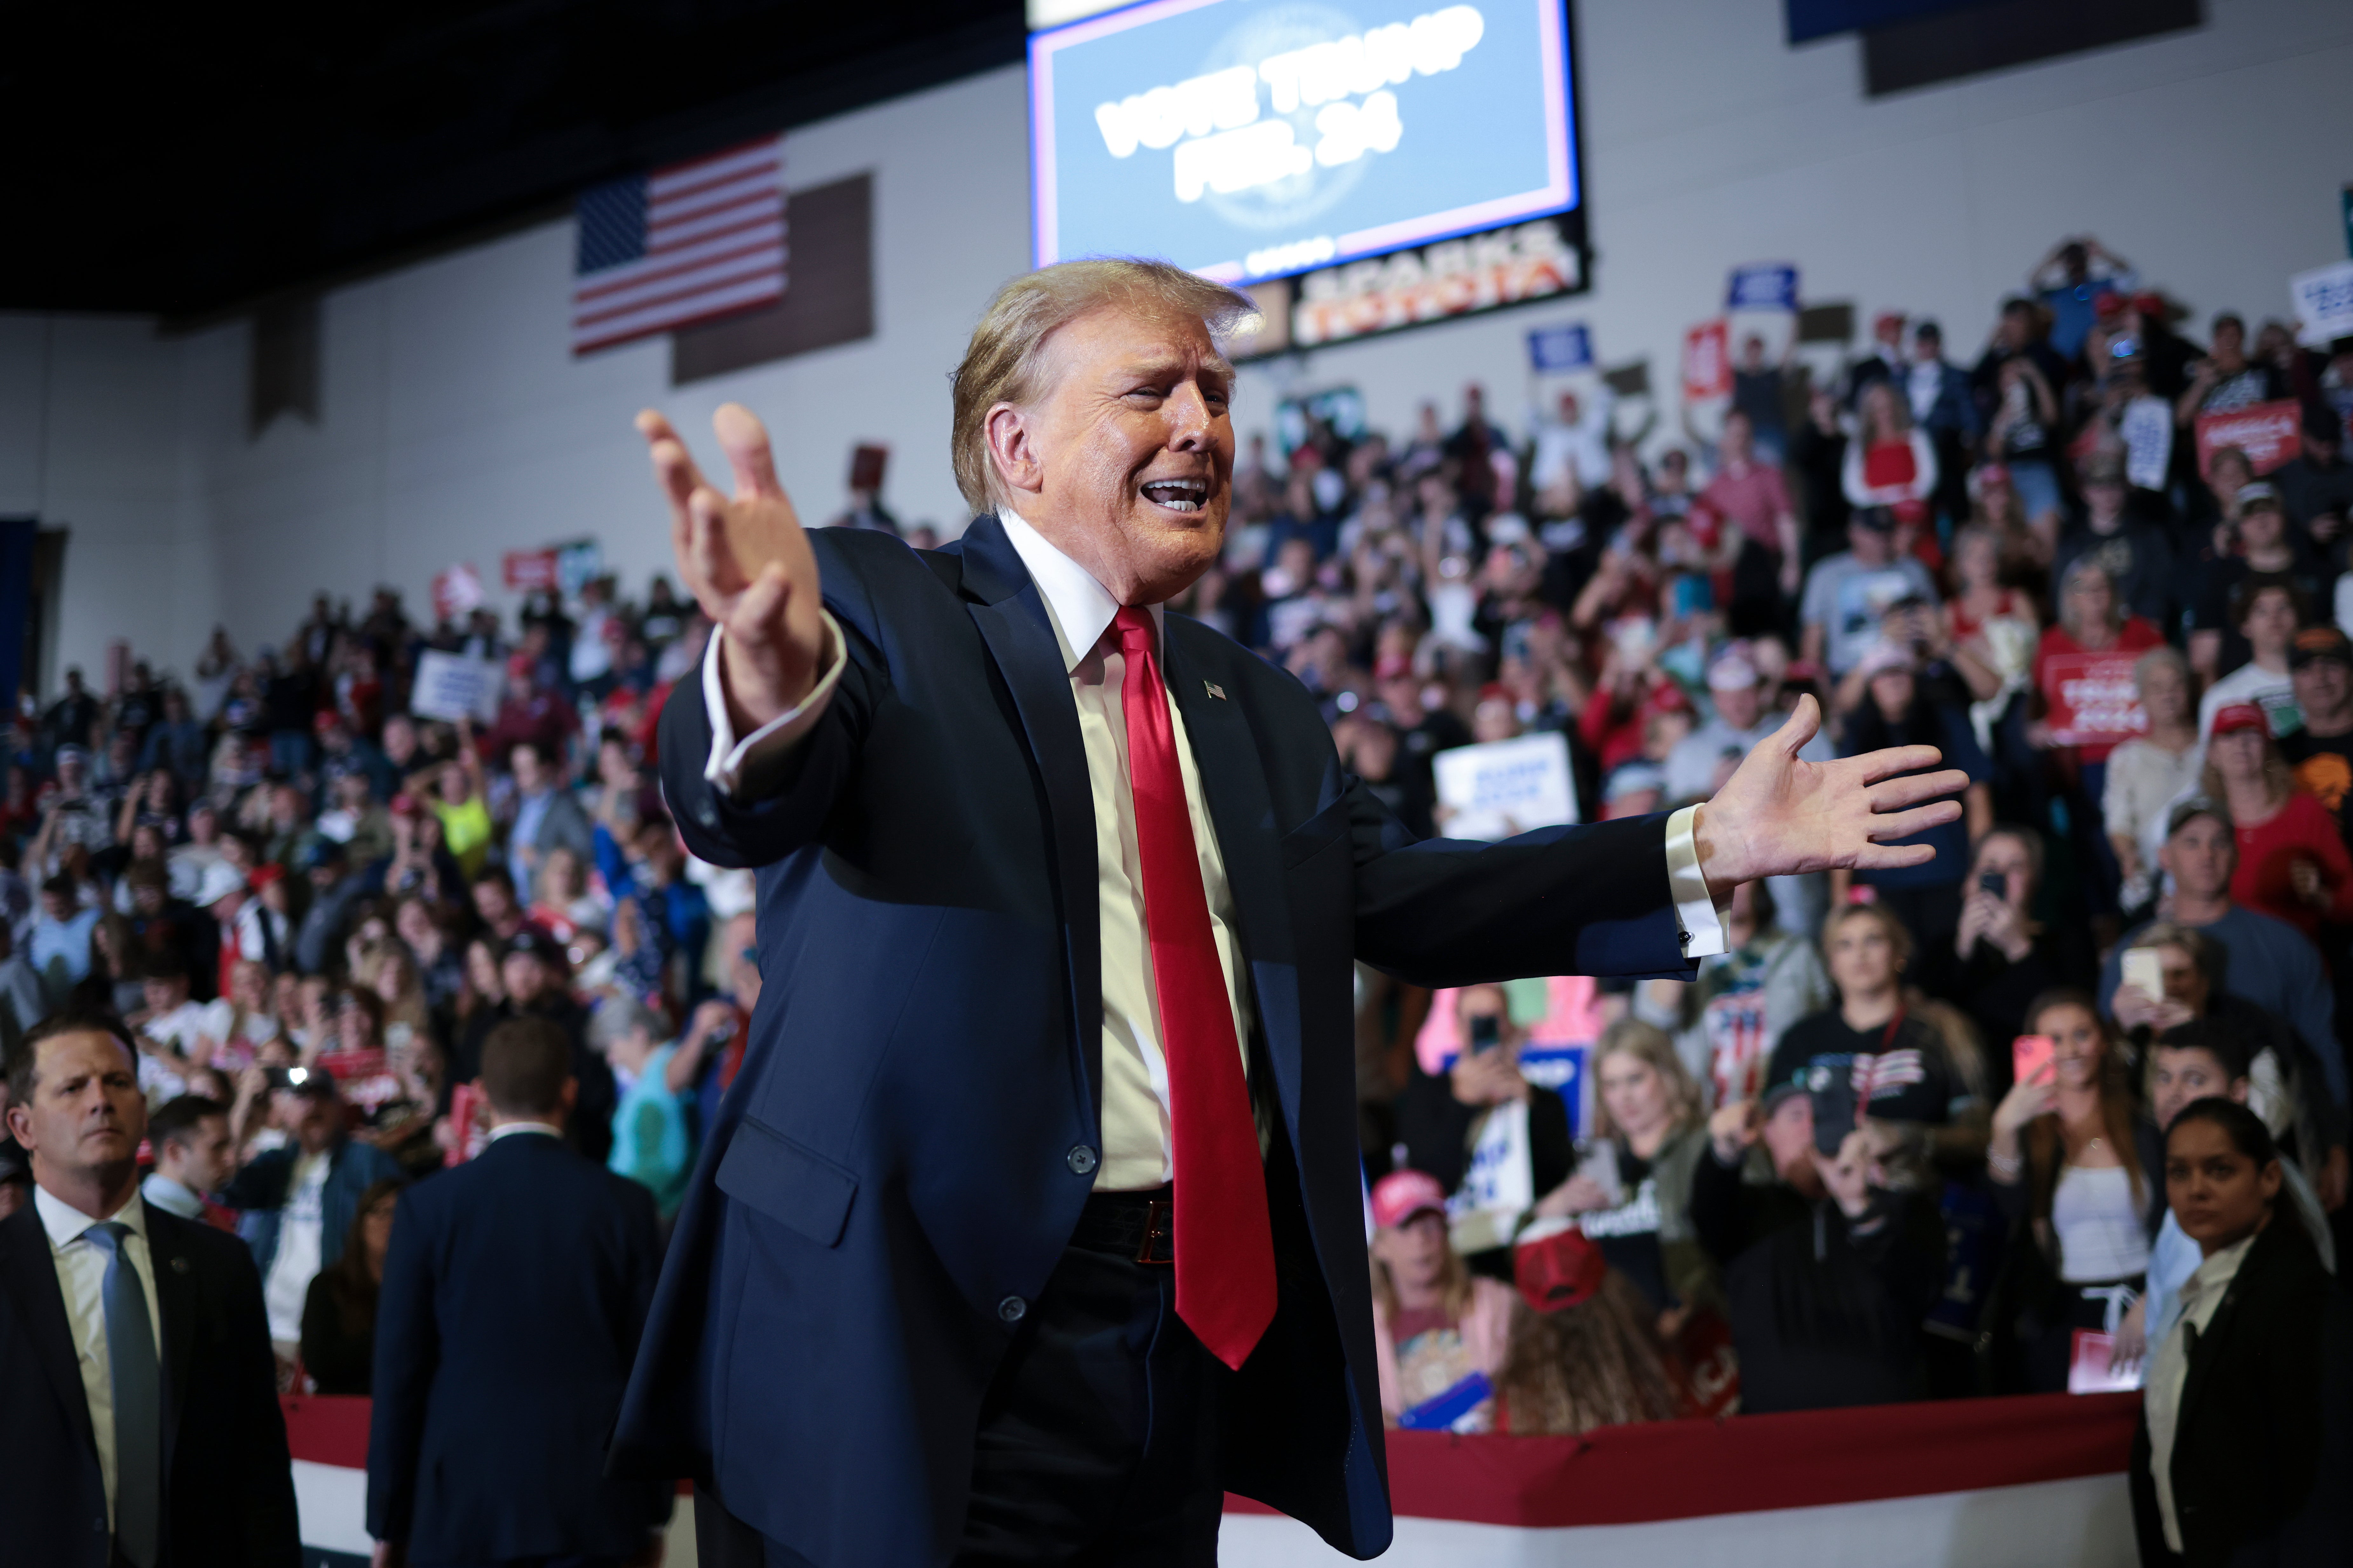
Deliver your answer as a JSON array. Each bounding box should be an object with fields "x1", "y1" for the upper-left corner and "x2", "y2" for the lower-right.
[
  {"x1": 1985, "y1": 990, "x2": 2155, "y2": 1392},
  {"x1": 1394, "y1": 986, "x2": 1572, "y2": 1276}
]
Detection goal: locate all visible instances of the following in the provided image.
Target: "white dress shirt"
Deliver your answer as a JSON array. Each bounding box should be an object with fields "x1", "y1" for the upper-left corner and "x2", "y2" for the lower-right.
[
  {"x1": 2144, "y1": 1230, "x2": 2256, "y2": 1552},
  {"x1": 486, "y1": 1121, "x2": 564, "y2": 1143},
  {"x1": 138, "y1": 1173, "x2": 206, "y2": 1221},
  {"x1": 33, "y1": 1183, "x2": 164, "y2": 1534},
  {"x1": 697, "y1": 514, "x2": 1731, "y2": 1186}
]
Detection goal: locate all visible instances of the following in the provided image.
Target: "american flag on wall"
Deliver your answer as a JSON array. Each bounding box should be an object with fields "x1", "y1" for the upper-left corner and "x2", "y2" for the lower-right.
[{"x1": 571, "y1": 136, "x2": 786, "y2": 355}]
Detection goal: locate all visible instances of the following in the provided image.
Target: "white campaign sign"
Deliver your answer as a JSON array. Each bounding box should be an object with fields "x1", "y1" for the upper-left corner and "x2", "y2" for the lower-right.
[
  {"x1": 2291, "y1": 260, "x2": 2353, "y2": 347},
  {"x1": 409, "y1": 650, "x2": 503, "y2": 725},
  {"x1": 1433, "y1": 731, "x2": 1578, "y2": 841}
]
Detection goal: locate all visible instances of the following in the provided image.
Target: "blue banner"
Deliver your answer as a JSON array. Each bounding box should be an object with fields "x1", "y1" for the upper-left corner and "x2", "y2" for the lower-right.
[
  {"x1": 1527, "y1": 322, "x2": 1592, "y2": 372},
  {"x1": 1398, "y1": 1370, "x2": 1494, "y2": 1430},
  {"x1": 1726, "y1": 263, "x2": 1799, "y2": 313}
]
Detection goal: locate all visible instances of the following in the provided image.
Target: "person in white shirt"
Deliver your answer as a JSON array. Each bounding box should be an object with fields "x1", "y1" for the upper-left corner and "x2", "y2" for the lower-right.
[
  {"x1": 140, "y1": 1094, "x2": 238, "y2": 1225},
  {"x1": 0, "y1": 1010, "x2": 298, "y2": 1566},
  {"x1": 2193, "y1": 577, "x2": 2304, "y2": 751},
  {"x1": 2134, "y1": 1098, "x2": 2345, "y2": 1563}
]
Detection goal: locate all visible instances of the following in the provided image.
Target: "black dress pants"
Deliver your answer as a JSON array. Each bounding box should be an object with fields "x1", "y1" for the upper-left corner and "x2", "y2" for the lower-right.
[{"x1": 697, "y1": 1192, "x2": 1228, "y2": 1568}]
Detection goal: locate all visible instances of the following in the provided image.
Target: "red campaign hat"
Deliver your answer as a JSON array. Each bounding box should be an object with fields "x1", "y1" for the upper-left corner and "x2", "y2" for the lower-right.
[
  {"x1": 1513, "y1": 1219, "x2": 1607, "y2": 1314},
  {"x1": 1640, "y1": 680, "x2": 1694, "y2": 717},
  {"x1": 2094, "y1": 292, "x2": 2129, "y2": 320},
  {"x1": 1891, "y1": 498, "x2": 1930, "y2": 527},
  {"x1": 247, "y1": 863, "x2": 286, "y2": 888},
  {"x1": 1370, "y1": 1169, "x2": 1447, "y2": 1231},
  {"x1": 2210, "y1": 703, "x2": 2268, "y2": 739}
]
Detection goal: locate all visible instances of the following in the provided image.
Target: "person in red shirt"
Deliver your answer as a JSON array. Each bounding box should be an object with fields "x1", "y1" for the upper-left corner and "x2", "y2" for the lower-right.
[
  {"x1": 2032, "y1": 558, "x2": 2165, "y2": 765},
  {"x1": 2031, "y1": 557, "x2": 2164, "y2": 923},
  {"x1": 2202, "y1": 702, "x2": 2353, "y2": 937},
  {"x1": 1701, "y1": 409, "x2": 1803, "y2": 604}
]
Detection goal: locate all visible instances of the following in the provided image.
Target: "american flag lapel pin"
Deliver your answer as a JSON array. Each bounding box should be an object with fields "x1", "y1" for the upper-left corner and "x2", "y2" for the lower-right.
[{"x1": 1204, "y1": 680, "x2": 1226, "y2": 700}]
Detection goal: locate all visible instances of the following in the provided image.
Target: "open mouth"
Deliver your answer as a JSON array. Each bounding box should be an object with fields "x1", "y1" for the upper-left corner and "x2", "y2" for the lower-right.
[{"x1": 1140, "y1": 476, "x2": 1211, "y2": 514}]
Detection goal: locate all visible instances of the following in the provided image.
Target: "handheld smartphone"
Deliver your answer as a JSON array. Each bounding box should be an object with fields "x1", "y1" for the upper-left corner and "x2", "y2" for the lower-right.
[
  {"x1": 1979, "y1": 871, "x2": 2006, "y2": 896},
  {"x1": 2013, "y1": 1034, "x2": 2057, "y2": 1088},
  {"x1": 1468, "y1": 1014, "x2": 1501, "y2": 1055},
  {"x1": 2121, "y1": 947, "x2": 2165, "y2": 1002}
]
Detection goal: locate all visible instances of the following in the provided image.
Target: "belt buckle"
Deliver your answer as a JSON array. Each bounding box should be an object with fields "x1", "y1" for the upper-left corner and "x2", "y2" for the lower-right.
[{"x1": 1135, "y1": 1197, "x2": 1175, "y2": 1266}]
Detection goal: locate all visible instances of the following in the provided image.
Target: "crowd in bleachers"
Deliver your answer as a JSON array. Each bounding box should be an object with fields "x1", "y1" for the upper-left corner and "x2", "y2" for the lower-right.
[{"x1": 2, "y1": 233, "x2": 2350, "y2": 1560}]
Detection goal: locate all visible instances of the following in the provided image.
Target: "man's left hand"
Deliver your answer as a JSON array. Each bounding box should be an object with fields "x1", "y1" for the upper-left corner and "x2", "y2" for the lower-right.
[{"x1": 1693, "y1": 695, "x2": 1969, "y2": 899}]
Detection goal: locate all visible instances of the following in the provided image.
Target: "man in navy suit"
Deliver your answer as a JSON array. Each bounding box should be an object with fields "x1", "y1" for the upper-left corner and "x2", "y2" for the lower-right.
[
  {"x1": 0, "y1": 1011, "x2": 298, "y2": 1568},
  {"x1": 368, "y1": 1016, "x2": 668, "y2": 1568},
  {"x1": 611, "y1": 259, "x2": 1965, "y2": 1567}
]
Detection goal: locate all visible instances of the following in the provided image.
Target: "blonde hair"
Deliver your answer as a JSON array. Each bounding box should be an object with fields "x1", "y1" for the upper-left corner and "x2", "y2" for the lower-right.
[
  {"x1": 948, "y1": 259, "x2": 1254, "y2": 514},
  {"x1": 1589, "y1": 1018, "x2": 1702, "y2": 1142}
]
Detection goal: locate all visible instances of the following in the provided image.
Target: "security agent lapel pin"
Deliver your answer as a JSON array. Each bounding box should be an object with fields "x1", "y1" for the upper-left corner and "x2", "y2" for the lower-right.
[{"x1": 1204, "y1": 680, "x2": 1226, "y2": 700}]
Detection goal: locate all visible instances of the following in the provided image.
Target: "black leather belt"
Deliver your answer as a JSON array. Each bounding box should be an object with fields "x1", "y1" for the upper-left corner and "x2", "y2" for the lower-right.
[{"x1": 1071, "y1": 1185, "x2": 1175, "y2": 1265}]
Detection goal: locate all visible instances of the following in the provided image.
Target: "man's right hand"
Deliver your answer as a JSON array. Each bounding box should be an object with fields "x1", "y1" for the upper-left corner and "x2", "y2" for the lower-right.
[{"x1": 638, "y1": 403, "x2": 827, "y2": 735}]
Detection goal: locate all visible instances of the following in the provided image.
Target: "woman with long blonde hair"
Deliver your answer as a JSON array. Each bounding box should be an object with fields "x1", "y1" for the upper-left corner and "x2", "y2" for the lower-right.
[
  {"x1": 1367, "y1": 1169, "x2": 1515, "y2": 1429},
  {"x1": 1531, "y1": 1018, "x2": 1720, "y2": 1325}
]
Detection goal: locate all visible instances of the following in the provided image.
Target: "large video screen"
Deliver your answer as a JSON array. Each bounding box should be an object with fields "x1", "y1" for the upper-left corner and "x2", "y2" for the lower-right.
[{"x1": 1029, "y1": 0, "x2": 1579, "y2": 285}]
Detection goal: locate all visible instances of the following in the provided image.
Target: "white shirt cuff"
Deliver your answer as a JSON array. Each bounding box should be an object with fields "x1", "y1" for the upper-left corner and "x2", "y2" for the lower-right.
[
  {"x1": 701, "y1": 612, "x2": 847, "y2": 799},
  {"x1": 1665, "y1": 804, "x2": 1730, "y2": 961}
]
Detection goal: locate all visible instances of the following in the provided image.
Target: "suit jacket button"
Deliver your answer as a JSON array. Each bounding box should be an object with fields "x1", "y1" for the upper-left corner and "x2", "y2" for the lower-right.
[
  {"x1": 1065, "y1": 1145, "x2": 1098, "y2": 1176},
  {"x1": 997, "y1": 1295, "x2": 1027, "y2": 1323}
]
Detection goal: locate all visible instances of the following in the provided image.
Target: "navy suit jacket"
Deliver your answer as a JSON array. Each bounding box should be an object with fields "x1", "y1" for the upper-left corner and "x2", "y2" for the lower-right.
[
  {"x1": 367, "y1": 1130, "x2": 668, "y2": 1562},
  {"x1": 612, "y1": 516, "x2": 1694, "y2": 1565},
  {"x1": 0, "y1": 1198, "x2": 299, "y2": 1568}
]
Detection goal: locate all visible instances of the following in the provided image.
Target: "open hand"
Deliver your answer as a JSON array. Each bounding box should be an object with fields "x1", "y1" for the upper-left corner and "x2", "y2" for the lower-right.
[
  {"x1": 1692, "y1": 696, "x2": 1969, "y2": 896},
  {"x1": 638, "y1": 403, "x2": 827, "y2": 734}
]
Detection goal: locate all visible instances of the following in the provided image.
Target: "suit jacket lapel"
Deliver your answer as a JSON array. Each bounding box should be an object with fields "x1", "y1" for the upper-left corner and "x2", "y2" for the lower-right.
[
  {"x1": 0, "y1": 1201, "x2": 100, "y2": 1468},
  {"x1": 149, "y1": 1205, "x2": 196, "y2": 1484},
  {"x1": 1161, "y1": 618, "x2": 1305, "y2": 1148},
  {"x1": 955, "y1": 517, "x2": 1106, "y2": 1133}
]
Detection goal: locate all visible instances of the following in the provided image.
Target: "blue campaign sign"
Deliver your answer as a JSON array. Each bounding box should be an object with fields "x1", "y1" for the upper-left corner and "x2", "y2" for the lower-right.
[
  {"x1": 1726, "y1": 262, "x2": 1799, "y2": 313},
  {"x1": 1526, "y1": 321, "x2": 1591, "y2": 372},
  {"x1": 1029, "y1": 0, "x2": 1580, "y2": 281}
]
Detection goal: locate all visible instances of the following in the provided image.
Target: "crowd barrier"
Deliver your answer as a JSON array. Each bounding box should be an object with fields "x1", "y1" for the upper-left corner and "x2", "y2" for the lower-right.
[{"x1": 283, "y1": 1389, "x2": 2142, "y2": 1567}]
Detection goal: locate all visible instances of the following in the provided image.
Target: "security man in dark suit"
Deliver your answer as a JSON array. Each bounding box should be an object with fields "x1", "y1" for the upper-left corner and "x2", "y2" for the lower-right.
[
  {"x1": 613, "y1": 259, "x2": 1966, "y2": 1566},
  {"x1": 0, "y1": 1010, "x2": 299, "y2": 1568},
  {"x1": 367, "y1": 1015, "x2": 668, "y2": 1568}
]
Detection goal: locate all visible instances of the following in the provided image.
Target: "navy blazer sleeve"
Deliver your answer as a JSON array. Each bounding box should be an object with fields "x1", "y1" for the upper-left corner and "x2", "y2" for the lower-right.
[
  {"x1": 365, "y1": 1185, "x2": 439, "y2": 1544},
  {"x1": 659, "y1": 591, "x2": 889, "y2": 871},
  {"x1": 1343, "y1": 775, "x2": 1694, "y2": 985}
]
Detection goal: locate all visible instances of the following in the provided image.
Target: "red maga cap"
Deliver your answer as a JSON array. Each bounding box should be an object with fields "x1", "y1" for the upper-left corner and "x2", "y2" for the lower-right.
[
  {"x1": 1370, "y1": 1169, "x2": 1448, "y2": 1231},
  {"x1": 1513, "y1": 1218, "x2": 1607, "y2": 1314}
]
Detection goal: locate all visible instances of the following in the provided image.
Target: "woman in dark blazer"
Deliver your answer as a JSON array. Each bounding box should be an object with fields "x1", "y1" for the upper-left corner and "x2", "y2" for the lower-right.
[{"x1": 2131, "y1": 1099, "x2": 2350, "y2": 1566}]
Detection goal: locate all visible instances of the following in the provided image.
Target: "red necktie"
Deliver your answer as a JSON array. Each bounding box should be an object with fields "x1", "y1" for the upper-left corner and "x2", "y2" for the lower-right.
[{"x1": 1114, "y1": 605, "x2": 1276, "y2": 1369}]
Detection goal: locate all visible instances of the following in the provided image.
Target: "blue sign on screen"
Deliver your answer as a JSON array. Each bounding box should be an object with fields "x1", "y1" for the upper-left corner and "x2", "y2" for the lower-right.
[{"x1": 1030, "y1": 0, "x2": 1577, "y2": 282}]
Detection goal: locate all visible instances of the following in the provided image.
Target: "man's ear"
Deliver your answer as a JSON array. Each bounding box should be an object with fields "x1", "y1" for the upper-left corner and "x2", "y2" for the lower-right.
[
  {"x1": 984, "y1": 402, "x2": 1045, "y2": 503},
  {"x1": 560, "y1": 1076, "x2": 579, "y2": 1116},
  {"x1": 3, "y1": 1102, "x2": 30, "y2": 1154}
]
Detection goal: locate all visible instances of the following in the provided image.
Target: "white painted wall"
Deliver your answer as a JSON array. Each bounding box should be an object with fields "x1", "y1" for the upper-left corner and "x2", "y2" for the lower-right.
[{"x1": 5, "y1": 0, "x2": 2351, "y2": 689}]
